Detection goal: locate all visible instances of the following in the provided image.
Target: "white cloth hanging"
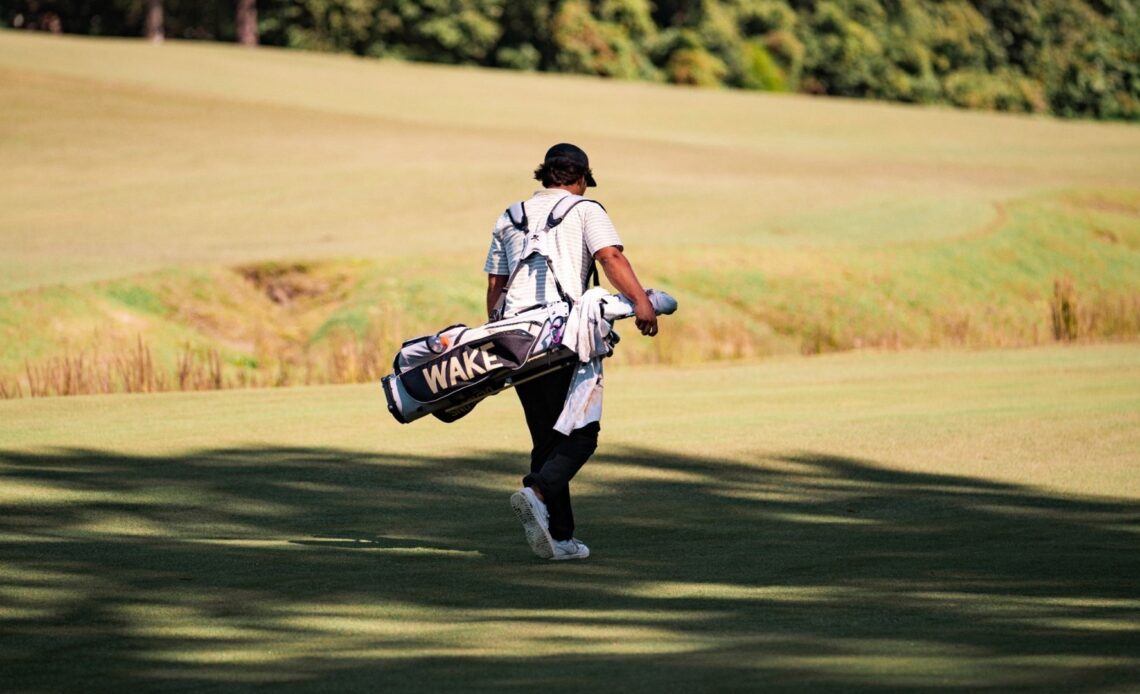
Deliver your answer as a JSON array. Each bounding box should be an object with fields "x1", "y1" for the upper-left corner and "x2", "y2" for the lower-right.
[{"x1": 554, "y1": 287, "x2": 613, "y2": 435}]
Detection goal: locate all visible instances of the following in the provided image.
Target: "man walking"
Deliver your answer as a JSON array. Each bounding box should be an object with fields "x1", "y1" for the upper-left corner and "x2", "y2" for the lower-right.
[{"x1": 484, "y1": 143, "x2": 658, "y2": 560}]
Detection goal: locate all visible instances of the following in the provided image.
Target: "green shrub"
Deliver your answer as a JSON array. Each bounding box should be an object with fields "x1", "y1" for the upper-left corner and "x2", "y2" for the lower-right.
[
  {"x1": 944, "y1": 68, "x2": 1045, "y2": 113},
  {"x1": 735, "y1": 0, "x2": 798, "y2": 35},
  {"x1": 666, "y1": 46, "x2": 729, "y2": 85},
  {"x1": 552, "y1": 0, "x2": 660, "y2": 79},
  {"x1": 495, "y1": 42, "x2": 542, "y2": 69},
  {"x1": 739, "y1": 40, "x2": 786, "y2": 90}
]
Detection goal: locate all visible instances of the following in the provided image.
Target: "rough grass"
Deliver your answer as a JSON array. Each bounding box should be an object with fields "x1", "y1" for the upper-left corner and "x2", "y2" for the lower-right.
[
  {"x1": 3, "y1": 189, "x2": 1138, "y2": 394},
  {"x1": 1, "y1": 345, "x2": 1138, "y2": 691}
]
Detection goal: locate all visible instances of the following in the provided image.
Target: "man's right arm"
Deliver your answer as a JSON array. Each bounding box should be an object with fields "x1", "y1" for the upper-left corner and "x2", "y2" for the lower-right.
[
  {"x1": 487, "y1": 274, "x2": 509, "y2": 319},
  {"x1": 594, "y1": 246, "x2": 658, "y2": 337}
]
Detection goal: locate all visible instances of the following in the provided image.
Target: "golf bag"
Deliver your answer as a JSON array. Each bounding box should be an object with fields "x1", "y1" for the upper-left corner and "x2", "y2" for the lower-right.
[{"x1": 381, "y1": 289, "x2": 677, "y2": 424}]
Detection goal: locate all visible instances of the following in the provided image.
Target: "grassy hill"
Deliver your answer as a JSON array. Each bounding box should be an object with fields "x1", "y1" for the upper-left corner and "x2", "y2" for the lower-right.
[{"x1": 1, "y1": 30, "x2": 1139, "y2": 394}]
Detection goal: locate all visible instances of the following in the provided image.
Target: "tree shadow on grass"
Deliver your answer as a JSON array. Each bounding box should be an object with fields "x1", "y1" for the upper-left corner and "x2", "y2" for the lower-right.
[{"x1": 0, "y1": 445, "x2": 1137, "y2": 692}]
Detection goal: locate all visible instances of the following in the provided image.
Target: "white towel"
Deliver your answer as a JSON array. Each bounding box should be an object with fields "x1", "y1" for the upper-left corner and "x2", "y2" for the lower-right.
[
  {"x1": 553, "y1": 360, "x2": 605, "y2": 435},
  {"x1": 554, "y1": 287, "x2": 612, "y2": 434}
]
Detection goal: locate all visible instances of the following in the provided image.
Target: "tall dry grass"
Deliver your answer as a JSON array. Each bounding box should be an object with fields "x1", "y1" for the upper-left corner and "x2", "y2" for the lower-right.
[
  {"x1": 5, "y1": 279, "x2": 1138, "y2": 401},
  {"x1": 11, "y1": 339, "x2": 226, "y2": 398},
  {"x1": 1, "y1": 333, "x2": 398, "y2": 399},
  {"x1": 1050, "y1": 277, "x2": 1140, "y2": 343}
]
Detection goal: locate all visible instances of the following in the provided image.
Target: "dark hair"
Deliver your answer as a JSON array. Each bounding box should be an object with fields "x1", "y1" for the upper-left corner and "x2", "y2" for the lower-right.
[{"x1": 534, "y1": 160, "x2": 591, "y2": 188}]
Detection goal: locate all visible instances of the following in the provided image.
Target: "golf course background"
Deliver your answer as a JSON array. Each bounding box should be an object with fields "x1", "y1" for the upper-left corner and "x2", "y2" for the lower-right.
[
  {"x1": 2, "y1": 30, "x2": 1139, "y2": 395},
  {"x1": 1, "y1": 28, "x2": 1139, "y2": 691}
]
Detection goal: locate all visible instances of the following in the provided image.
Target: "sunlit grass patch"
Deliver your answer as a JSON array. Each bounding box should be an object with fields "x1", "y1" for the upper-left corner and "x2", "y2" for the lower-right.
[{"x1": 1, "y1": 345, "x2": 1138, "y2": 690}]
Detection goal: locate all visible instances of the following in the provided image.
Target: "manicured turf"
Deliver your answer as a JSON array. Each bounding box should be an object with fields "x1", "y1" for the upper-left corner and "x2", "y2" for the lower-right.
[{"x1": 2, "y1": 345, "x2": 1138, "y2": 691}]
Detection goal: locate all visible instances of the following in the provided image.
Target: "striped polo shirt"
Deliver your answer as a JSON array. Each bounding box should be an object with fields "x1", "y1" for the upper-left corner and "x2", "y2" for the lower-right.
[{"x1": 484, "y1": 188, "x2": 623, "y2": 317}]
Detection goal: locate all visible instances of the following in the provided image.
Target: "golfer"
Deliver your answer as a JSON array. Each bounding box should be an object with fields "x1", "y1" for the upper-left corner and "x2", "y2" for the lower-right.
[{"x1": 484, "y1": 143, "x2": 658, "y2": 560}]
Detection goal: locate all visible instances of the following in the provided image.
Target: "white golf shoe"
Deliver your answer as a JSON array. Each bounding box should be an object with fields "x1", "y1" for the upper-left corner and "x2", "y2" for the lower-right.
[
  {"x1": 551, "y1": 538, "x2": 590, "y2": 561},
  {"x1": 510, "y1": 487, "x2": 553, "y2": 559}
]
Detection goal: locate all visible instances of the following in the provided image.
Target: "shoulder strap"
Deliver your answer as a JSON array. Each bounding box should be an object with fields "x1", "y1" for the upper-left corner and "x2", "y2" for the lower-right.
[
  {"x1": 546, "y1": 195, "x2": 605, "y2": 229},
  {"x1": 547, "y1": 195, "x2": 604, "y2": 289},
  {"x1": 505, "y1": 201, "x2": 528, "y2": 232},
  {"x1": 490, "y1": 201, "x2": 530, "y2": 321},
  {"x1": 507, "y1": 195, "x2": 606, "y2": 232},
  {"x1": 492, "y1": 196, "x2": 605, "y2": 319}
]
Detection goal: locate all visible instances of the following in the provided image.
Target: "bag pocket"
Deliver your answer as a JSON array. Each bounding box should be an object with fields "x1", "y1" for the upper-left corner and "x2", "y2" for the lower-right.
[{"x1": 394, "y1": 324, "x2": 468, "y2": 372}]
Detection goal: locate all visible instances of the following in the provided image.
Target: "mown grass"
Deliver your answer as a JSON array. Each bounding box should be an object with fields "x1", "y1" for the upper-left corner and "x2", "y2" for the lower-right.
[
  {"x1": 1, "y1": 345, "x2": 1137, "y2": 691},
  {"x1": 3, "y1": 29, "x2": 1139, "y2": 290}
]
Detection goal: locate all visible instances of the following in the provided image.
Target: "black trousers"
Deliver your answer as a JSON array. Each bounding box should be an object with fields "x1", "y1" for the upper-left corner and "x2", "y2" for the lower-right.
[{"x1": 515, "y1": 364, "x2": 599, "y2": 541}]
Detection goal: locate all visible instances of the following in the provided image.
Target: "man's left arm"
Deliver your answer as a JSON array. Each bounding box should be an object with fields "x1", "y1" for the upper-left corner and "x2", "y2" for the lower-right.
[
  {"x1": 594, "y1": 246, "x2": 658, "y2": 337},
  {"x1": 487, "y1": 274, "x2": 508, "y2": 319},
  {"x1": 484, "y1": 216, "x2": 511, "y2": 319}
]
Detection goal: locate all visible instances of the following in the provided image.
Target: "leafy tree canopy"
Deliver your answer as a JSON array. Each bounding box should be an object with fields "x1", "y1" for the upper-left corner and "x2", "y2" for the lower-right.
[{"x1": 5, "y1": 0, "x2": 1137, "y2": 119}]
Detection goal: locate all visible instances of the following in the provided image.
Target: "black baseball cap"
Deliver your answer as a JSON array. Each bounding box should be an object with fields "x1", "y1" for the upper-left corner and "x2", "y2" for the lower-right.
[{"x1": 543, "y1": 143, "x2": 597, "y2": 187}]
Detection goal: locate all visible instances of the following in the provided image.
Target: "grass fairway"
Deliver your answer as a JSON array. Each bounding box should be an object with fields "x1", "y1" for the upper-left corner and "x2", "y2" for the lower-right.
[{"x1": 2, "y1": 344, "x2": 1138, "y2": 691}]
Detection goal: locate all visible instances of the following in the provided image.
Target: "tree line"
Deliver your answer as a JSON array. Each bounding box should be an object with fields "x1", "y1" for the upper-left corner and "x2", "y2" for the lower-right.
[{"x1": 5, "y1": 0, "x2": 1138, "y2": 120}]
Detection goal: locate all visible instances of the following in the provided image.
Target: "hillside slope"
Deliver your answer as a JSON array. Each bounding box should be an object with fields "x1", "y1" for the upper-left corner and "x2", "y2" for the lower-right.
[{"x1": 1, "y1": 32, "x2": 1138, "y2": 394}]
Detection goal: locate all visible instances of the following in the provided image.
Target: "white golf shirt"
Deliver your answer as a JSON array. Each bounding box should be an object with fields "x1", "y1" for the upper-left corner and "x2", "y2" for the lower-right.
[
  {"x1": 483, "y1": 188, "x2": 623, "y2": 316},
  {"x1": 484, "y1": 188, "x2": 623, "y2": 432}
]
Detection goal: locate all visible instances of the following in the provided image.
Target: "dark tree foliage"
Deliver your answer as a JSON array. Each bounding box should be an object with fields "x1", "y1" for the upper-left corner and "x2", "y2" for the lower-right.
[
  {"x1": 3, "y1": 1, "x2": 235, "y2": 39},
  {"x1": 3, "y1": 0, "x2": 1137, "y2": 120}
]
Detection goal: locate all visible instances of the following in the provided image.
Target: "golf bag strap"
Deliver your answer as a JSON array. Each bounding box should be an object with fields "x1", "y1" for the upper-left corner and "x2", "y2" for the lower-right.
[
  {"x1": 544, "y1": 255, "x2": 573, "y2": 305},
  {"x1": 491, "y1": 202, "x2": 530, "y2": 320},
  {"x1": 546, "y1": 196, "x2": 605, "y2": 228},
  {"x1": 548, "y1": 196, "x2": 603, "y2": 289},
  {"x1": 490, "y1": 256, "x2": 526, "y2": 321},
  {"x1": 491, "y1": 254, "x2": 572, "y2": 321},
  {"x1": 491, "y1": 196, "x2": 604, "y2": 319},
  {"x1": 506, "y1": 196, "x2": 604, "y2": 231},
  {"x1": 506, "y1": 202, "x2": 527, "y2": 232},
  {"x1": 505, "y1": 196, "x2": 605, "y2": 234}
]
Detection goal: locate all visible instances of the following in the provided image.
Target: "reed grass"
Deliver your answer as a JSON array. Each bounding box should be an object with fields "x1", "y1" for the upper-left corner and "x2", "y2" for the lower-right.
[{"x1": 4, "y1": 332, "x2": 399, "y2": 399}]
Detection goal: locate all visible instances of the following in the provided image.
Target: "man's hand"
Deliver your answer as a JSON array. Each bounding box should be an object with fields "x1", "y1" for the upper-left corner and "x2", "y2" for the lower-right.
[
  {"x1": 594, "y1": 246, "x2": 659, "y2": 338},
  {"x1": 633, "y1": 297, "x2": 658, "y2": 336}
]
